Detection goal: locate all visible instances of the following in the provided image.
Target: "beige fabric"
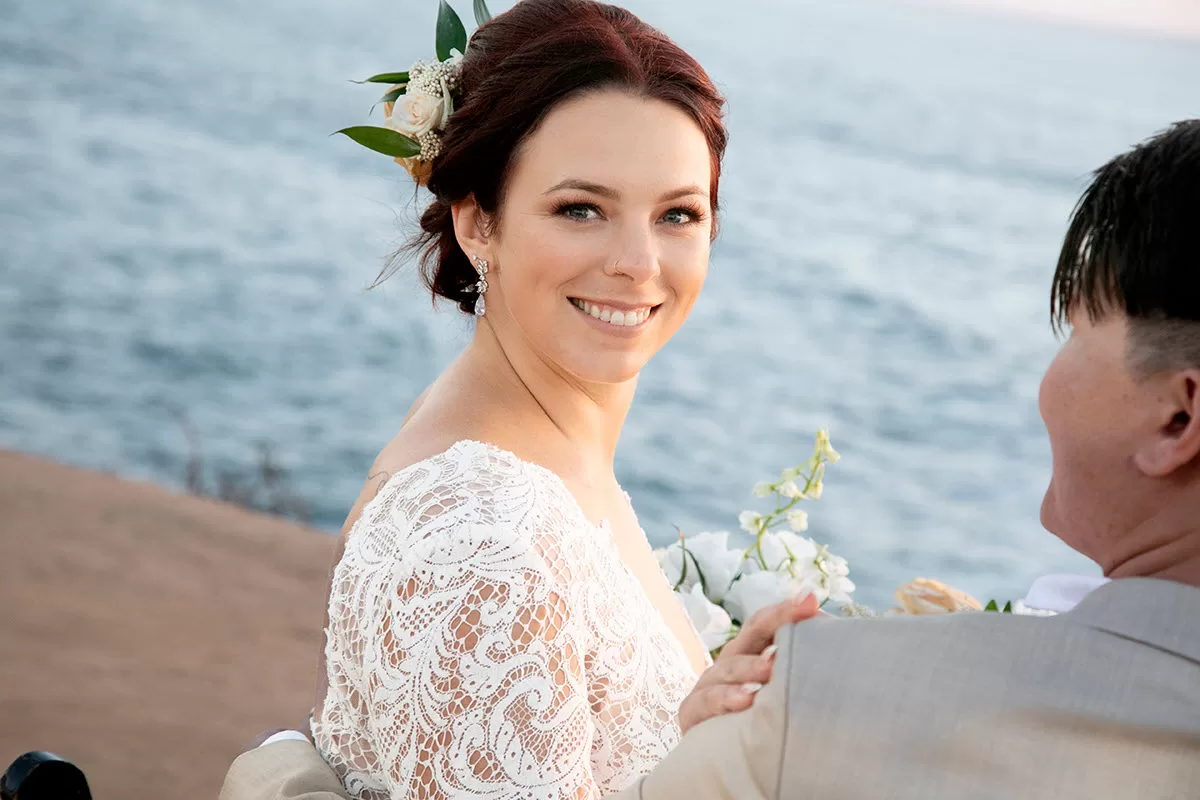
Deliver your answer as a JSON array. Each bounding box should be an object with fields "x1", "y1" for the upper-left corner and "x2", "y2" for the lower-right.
[
  {"x1": 637, "y1": 577, "x2": 1200, "y2": 800},
  {"x1": 223, "y1": 578, "x2": 1200, "y2": 800},
  {"x1": 221, "y1": 740, "x2": 356, "y2": 800},
  {"x1": 220, "y1": 739, "x2": 641, "y2": 800}
]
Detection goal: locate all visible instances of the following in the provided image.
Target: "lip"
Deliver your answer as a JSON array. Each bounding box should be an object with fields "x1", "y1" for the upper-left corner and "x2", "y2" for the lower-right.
[
  {"x1": 568, "y1": 297, "x2": 661, "y2": 334},
  {"x1": 570, "y1": 297, "x2": 664, "y2": 312}
]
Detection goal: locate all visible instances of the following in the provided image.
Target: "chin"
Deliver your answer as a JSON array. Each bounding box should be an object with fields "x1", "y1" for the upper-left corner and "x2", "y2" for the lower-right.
[
  {"x1": 561, "y1": 349, "x2": 649, "y2": 385},
  {"x1": 1039, "y1": 488, "x2": 1060, "y2": 536}
]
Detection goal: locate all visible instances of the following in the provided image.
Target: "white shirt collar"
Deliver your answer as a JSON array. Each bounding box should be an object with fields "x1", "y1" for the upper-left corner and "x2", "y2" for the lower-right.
[{"x1": 1023, "y1": 572, "x2": 1111, "y2": 613}]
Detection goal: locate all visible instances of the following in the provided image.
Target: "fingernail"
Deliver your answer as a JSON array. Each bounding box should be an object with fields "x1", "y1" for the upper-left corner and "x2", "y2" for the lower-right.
[
  {"x1": 742, "y1": 682, "x2": 764, "y2": 694},
  {"x1": 762, "y1": 644, "x2": 778, "y2": 660}
]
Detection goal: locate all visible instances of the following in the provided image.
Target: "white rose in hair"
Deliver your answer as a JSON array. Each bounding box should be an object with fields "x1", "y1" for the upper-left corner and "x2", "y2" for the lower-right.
[
  {"x1": 678, "y1": 584, "x2": 734, "y2": 651},
  {"x1": 385, "y1": 90, "x2": 446, "y2": 139},
  {"x1": 723, "y1": 569, "x2": 797, "y2": 623}
]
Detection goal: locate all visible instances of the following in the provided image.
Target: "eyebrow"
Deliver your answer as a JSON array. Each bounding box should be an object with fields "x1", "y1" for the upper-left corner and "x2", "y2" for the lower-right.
[{"x1": 544, "y1": 179, "x2": 709, "y2": 203}]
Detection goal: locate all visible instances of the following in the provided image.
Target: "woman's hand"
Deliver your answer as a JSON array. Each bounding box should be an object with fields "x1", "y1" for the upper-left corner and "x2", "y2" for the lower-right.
[{"x1": 677, "y1": 593, "x2": 819, "y2": 734}]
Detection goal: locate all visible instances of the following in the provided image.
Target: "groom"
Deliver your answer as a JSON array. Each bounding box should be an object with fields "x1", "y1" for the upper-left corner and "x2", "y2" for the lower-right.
[{"x1": 222, "y1": 121, "x2": 1200, "y2": 798}]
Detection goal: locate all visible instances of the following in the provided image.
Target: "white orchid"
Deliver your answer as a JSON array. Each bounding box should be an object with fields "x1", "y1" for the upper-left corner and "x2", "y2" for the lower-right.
[
  {"x1": 654, "y1": 542, "x2": 699, "y2": 594},
  {"x1": 684, "y1": 531, "x2": 748, "y2": 603},
  {"x1": 678, "y1": 583, "x2": 735, "y2": 651},
  {"x1": 723, "y1": 569, "x2": 798, "y2": 624},
  {"x1": 752, "y1": 531, "x2": 818, "y2": 574},
  {"x1": 657, "y1": 532, "x2": 745, "y2": 603}
]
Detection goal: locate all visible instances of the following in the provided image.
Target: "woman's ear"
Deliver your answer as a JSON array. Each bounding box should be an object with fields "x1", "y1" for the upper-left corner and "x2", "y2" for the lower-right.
[
  {"x1": 1133, "y1": 371, "x2": 1200, "y2": 477},
  {"x1": 451, "y1": 195, "x2": 492, "y2": 262}
]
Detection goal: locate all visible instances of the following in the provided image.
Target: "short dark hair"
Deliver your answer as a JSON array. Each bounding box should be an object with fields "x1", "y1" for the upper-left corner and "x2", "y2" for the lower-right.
[
  {"x1": 1051, "y1": 120, "x2": 1200, "y2": 373},
  {"x1": 381, "y1": 0, "x2": 727, "y2": 314}
]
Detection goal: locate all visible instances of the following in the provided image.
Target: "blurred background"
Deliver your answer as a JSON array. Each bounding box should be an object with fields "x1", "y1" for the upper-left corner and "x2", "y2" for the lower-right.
[{"x1": 1, "y1": 0, "x2": 1198, "y2": 795}]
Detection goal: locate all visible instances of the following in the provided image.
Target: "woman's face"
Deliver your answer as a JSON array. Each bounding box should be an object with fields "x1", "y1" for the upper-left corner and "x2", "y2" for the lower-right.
[{"x1": 481, "y1": 88, "x2": 714, "y2": 385}]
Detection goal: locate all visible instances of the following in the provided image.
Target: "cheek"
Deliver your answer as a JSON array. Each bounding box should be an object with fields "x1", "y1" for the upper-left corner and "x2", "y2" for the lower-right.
[
  {"x1": 500, "y1": 223, "x2": 599, "y2": 300},
  {"x1": 662, "y1": 240, "x2": 710, "y2": 310}
]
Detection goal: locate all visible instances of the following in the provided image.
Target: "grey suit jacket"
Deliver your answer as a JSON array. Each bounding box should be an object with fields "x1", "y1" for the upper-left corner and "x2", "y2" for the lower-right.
[{"x1": 222, "y1": 578, "x2": 1200, "y2": 800}]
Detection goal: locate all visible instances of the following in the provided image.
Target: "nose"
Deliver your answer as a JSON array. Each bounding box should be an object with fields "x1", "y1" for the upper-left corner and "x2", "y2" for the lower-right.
[{"x1": 604, "y1": 220, "x2": 660, "y2": 285}]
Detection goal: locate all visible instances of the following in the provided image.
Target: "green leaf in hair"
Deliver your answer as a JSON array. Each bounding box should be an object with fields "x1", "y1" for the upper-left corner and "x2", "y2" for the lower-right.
[
  {"x1": 334, "y1": 126, "x2": 421, "y2": 158},
  {"x1": 436, "y1": 0, "x2": 468, "y2": 61}
]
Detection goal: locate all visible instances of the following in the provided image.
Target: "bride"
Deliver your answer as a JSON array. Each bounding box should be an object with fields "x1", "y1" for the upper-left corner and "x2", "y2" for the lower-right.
[{"x1": 304, "y1": 1, "x2": 812, "y2": 798}]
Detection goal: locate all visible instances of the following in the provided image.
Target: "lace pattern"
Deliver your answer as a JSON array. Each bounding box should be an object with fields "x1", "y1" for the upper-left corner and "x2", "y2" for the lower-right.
[{"x1": 312, "y1": 440, "x2": 699, "y2": 800}]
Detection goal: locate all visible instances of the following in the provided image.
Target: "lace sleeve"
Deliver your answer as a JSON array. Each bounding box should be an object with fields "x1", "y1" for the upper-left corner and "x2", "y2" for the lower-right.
[{"x1": 314, "y1": 459, "x2": 599, "y2": 800}]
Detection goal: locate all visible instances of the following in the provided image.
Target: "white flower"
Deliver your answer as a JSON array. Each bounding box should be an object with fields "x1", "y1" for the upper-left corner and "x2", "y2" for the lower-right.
[
  {"x1": 654, "y1": 543, "x2": 698, "y2": 593},
  {"x1": 1011, "y1": 600, "x2": 1057, "y2": 617},
  {"x1": 678, "y1": 583, "x2": 734, "y2": 651},
  {"x1": 723, "y1": 570, "x2": 800, "y2": 623},
  {"x1": 780, "y1": 466, "x2": 802, "y2": 482},
  {"x1": 806, "y1": 480, "x2": 823, "y2": 500},
  {"x1": 778, "y1": 481, "x2": 805, "y2": 499},
  {"x1": 658, "y1": 532, "x2": 744, "y2": 603},
  {"x1": 754, "y1": 531, "x2": 818, "y2": 573},
  {"x1": 685, "y1": 531, "x2": 746, "y2": 603},
  {"x1": 786, "y1": 509, "x2": 810, "y2": 532},
  {"x1": 815, "y1": 429, "x2": 840, "y2": 463},
  {"x1": 775, "y1": 546, "x2": 854, "y2": 606},
  {"x1": 385, "y1": 90, "x2": 446, "y2": 140},
  {"x1": 752, "y1": 481, "x2": 774, "y2": 498},
  {"x1": 738, "y1": 510, "x2": 764, "y2": 535},
  {"x1": 825, "y1": 572, "x2": 856, "y2": 604}
]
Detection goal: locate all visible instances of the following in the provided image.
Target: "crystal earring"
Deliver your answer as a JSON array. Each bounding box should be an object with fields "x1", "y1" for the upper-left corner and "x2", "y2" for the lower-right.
[{"x1": 471, "y1": 254, "x2": 489, "y2": 317}]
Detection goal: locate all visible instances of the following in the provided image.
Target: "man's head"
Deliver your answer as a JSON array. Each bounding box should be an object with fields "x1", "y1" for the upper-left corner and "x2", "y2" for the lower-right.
[{"x1": 1039, "y1": 120, "x2": 1200, "y2": 577}]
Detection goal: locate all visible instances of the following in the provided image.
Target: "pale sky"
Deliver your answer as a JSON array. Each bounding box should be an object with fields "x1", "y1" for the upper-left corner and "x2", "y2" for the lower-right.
[{"x1": 924, "y1": 0, "x2": 1200, "y2": 40}]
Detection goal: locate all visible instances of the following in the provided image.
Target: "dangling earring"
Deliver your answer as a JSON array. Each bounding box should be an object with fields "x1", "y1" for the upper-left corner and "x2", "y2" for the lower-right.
[{"x1": 471, "y1": 254, "x2": 489, "y2": 317}]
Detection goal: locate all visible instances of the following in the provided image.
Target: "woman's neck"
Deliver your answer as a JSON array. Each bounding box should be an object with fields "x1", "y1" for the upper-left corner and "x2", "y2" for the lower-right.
[{"x1": 453, "y1": 321, "x2": 636, "y2": 468}]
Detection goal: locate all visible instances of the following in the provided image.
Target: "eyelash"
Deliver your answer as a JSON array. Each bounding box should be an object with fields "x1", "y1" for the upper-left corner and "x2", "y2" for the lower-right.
[{"x1": 552, "y1": 201, "x2": 707, "y2": 226}]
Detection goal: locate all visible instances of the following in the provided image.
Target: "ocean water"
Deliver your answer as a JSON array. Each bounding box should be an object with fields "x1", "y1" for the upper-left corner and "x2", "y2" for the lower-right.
[{"x1": 2, "y1": 0, "x2": 1197, "y2": 608}]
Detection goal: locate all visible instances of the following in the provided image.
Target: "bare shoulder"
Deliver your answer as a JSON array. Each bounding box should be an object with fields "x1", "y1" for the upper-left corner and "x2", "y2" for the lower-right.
[{"x1": 340, "y1": 385, "x2": 496, "y2": 535}]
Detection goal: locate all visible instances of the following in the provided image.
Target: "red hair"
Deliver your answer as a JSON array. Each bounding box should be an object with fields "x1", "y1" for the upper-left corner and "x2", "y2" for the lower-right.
[{"x1": 390, "y1": 0, "x2": 728, "y2": 313}]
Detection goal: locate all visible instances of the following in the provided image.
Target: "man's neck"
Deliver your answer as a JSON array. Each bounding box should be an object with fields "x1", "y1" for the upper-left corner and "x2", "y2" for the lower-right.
[{"x1": 1104, "y1": 494, "x2": 1200, "y2": 588}]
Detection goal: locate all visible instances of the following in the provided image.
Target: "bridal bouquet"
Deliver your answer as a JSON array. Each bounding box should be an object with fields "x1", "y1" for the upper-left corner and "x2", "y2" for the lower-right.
[
  {"x1": 655, "y1": 430, "x2": 852, "y2": 653},
  {"x1": 659, "y1": 429, "x2": 1053, "y2": 656}
]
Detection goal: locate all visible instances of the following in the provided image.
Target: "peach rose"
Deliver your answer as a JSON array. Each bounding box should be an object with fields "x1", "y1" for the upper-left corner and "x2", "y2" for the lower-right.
[{"x1": 893, "y1": 578, "x2": 982, "y2": 615}]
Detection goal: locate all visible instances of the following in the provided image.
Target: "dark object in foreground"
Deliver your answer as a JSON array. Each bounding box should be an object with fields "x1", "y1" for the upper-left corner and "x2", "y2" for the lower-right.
[{"x1": 1, "y1": 752, "x2": 91, "y2": 800}]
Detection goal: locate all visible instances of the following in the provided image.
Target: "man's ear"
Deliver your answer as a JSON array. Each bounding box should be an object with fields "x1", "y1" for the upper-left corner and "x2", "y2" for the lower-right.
[
  {"x1": 1134, "y1": 370, "x2": 1200, "y2": 477},
  {"x1": 451, "y1": 195, "x2": 492, "y2": 264}
]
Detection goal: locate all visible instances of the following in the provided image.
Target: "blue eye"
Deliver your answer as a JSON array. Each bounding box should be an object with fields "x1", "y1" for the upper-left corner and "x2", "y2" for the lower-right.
[
  {"x1": 557, "y1": 203, "x2": 601, "y2": 221},
  {"x1": 661, "y1": 206, "x2": 705, "y2": 226}
]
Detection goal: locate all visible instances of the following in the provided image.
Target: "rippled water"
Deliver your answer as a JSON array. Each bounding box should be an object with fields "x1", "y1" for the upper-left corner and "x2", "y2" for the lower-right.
[{"x1": 3, "y1": 0, "x2": 1198, "y2": 606}]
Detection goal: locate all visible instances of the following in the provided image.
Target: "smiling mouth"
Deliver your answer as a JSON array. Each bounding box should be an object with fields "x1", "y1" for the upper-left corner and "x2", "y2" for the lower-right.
[{"x1": 569, "y1": 298, "x2": 659, "y2": 328}]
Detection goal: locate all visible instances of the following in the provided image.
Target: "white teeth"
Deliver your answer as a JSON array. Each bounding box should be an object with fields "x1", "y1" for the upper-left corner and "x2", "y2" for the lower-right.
[{"x1": 571, "y1": 299, "x2": 652, "y2": 328}]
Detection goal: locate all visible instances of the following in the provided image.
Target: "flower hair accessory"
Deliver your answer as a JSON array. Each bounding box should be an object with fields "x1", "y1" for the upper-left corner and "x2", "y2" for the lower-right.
[{"x1": 335, "y1": 0, "x2": 493, "y2": 187}]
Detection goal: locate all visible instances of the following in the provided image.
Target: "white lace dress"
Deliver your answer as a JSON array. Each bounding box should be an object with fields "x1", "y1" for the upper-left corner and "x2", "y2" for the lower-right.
[{"x1": 312, "y1": 440, "x2": 701, "y2": 800}]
